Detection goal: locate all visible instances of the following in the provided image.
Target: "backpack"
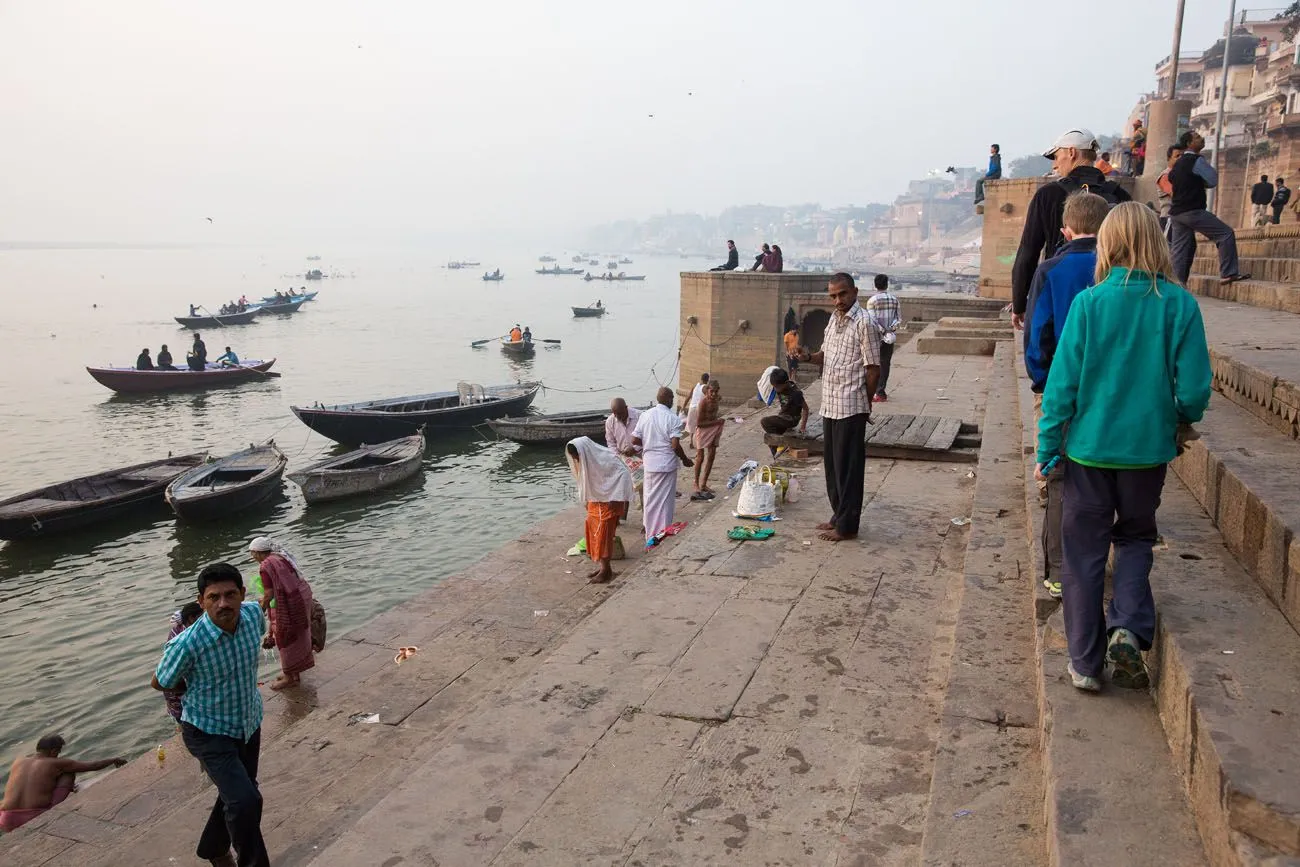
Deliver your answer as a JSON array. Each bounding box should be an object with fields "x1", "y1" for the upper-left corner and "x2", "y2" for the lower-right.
[{"x1": 1056, "y1": 176, "x2": 1125, "y2": 207}]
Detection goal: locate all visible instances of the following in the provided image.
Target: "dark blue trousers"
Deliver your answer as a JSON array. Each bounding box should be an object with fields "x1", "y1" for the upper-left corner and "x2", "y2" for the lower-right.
[
  {"x1": 182, "y1": 723, "x2": 270, "y2": 867},
  {"x1": 1060, "y1": 461, "x2": 1167, "y2": 678}
]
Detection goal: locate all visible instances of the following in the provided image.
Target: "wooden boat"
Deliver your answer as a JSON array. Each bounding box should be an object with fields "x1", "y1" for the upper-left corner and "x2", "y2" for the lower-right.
[
  {"x1": 572, "y1": 305, "x2": 606, "y2": 318},
  {"x1": 175, "y1": 309, "x2": 260, "y2": 328},
  {"x1": 482, "y1": 271, "x2": 505, "y2": 281},
  {"x1": 259, "y1": 290, "x2": 317, "y2": 304},
  {"x1": 288, "y1": 432, "x2": 425, "y2": 503},
  {"x1": 0, "y1": 454, "x2": 207, "y2": 540},
  {"x1": 165, "y1": 443, "x2": 287, "y2": 521},
  {"x1": 538, "y1": 255, "x2": 556, "y2": 262},
  {"x1": 306, "y1": 255, "x2": 321, "y2": 261},
  {"x1": 487, "y1": 411, "x2": 608, "y2": 446},
  {"x1": 583, "y1": 272, "x2": 646, "y2": 282},
  {"x1": 619, "y1": 257, "x2": 633, "y2": 264},
  {"x1": 500, "y1": 337, "x2": 535, "y2": 357},
  {"x1": 86, "y1": 359, "x2": 277, "y2": 394},
  {"x1": 291, "y1": 381, "x2": 541, "y2": 445},
  {"x1": 535, "y1": 265, "x2": 585, "y2": 275},
  {"x1": 305, "y1": 269, "x2": 324, "y2": 280},
  {"x1": 253, "y1": 297, "x2": 307, "y2": 315}
]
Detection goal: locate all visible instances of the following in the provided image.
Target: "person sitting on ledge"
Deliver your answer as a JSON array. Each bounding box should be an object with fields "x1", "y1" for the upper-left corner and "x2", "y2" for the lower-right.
[
  {"x1": 0, "y1": 734, "x2": 126, "y2": 832},
  {"x1": 136, "y1": 347, "x2": 154, "y2": 370},
  {"x1": 760, "y1": 368, "x2": 809, "y2": 456}
]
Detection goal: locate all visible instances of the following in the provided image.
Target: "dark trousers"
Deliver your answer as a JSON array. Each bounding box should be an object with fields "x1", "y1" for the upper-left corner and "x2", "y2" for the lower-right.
[
  {"x1": 760, "y1": 415, "x2": 797, "y2": 436},
  {"x1": 181, "y1": 723, "x2": 270, "y2": 867},
  {"x1": 1273, "y1": 204, "x2": 1285, "y2": 225},
  {"x1": 1060, "y1": 461, "x2": 1167, "y2": 678},
  {"x1": 974, "y1": 177, "x2": 987, "y2": 204},
  {"x1": 823, "y1": 413, "x2": 868, "y2": 536},
  {"x1": 1169, "y1": 209, "x2": 1242, "y2": 282},
  {"x1": 1042, "y1": 465, "x2": 1064, "y2": 581},
  {"x1": 786, "y1": 355, "x2": 799, "y2": 373},
  {"x1": 876, "y1": 343, "x2": 894, "y2": 396}
]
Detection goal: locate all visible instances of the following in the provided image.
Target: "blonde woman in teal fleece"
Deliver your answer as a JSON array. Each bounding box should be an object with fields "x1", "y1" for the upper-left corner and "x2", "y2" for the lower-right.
[{"x1": 1035, "y1": 202, "x2": 1211, "y2": 693}]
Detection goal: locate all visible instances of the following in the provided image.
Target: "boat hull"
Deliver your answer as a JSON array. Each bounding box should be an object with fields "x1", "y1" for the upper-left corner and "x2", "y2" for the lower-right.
[
  {"x1": 487, "y1": 412, "x2": 608, "y2": 447},
  {"x1": 289, "y1": 435, "x2": 425, "y2": 503},
  {"x1": 291, "y1": 383, "x2": 540, "y2": 445},
  {"x1": 165, "y1": 445, "x2": 287, "y2": 521},
  {"x1": 175, "y1": 310, "x2": 260, "y2": 328},
  {"x1": 86, "y1": 360, "x2": 276, "y2": 394},
  {"x1": 259, "y1": 291, "x2": 318, "y2": 304},
  {"x1": 571, "y1": 307, "x2": 606, "y2": 317},
  {"x1": 500, "y1": 339, "x2": 535, "y2": 357},
  {"x1": 0, "y1": 454, "x2": 206, "y2": 540},
  {"x1": 255, "y1": 298, "x2": 307, "y2": 315}
]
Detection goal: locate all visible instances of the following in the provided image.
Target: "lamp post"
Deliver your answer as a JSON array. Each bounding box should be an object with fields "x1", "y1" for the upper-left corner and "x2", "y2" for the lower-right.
[{"x1": 1210, "y1": 0, "x2": 1239, "y2": 213}]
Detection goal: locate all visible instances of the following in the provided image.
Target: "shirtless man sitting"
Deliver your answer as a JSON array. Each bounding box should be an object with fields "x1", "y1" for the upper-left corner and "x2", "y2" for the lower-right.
[{"x1": 0, "y1": 734, "x2": 125, "y2": 832}]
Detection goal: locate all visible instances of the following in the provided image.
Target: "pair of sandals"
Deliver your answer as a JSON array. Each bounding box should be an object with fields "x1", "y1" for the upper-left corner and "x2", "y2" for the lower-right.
[
  {"x1": 727, "y1": 526, "x2": 774, "y2": 541},
  {"x1": 690, "y1": 490, "x2": 716, "y2": 501}
]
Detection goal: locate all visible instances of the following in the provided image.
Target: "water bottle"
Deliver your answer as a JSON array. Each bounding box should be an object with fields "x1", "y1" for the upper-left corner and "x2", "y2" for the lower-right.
[{"x1": 156, "y1": 745, "x2": 166, "y2": 766}]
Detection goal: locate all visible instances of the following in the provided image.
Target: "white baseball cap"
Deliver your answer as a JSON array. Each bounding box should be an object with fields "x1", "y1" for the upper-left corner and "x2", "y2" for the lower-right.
[{"x1": 1043, "y1": 129, "x2": 1099, "y2": 159}]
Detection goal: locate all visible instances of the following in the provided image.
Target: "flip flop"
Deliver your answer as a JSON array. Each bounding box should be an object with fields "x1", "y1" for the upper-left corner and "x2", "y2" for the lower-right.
[{"x1": 727, "y1": 526, "x2": 775, "y2": 541}]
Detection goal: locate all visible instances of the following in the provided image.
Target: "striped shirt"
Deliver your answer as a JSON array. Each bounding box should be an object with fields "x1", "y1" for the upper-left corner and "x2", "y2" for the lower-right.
[
  {"x1": 155, "y1": 601, "x2": 264, "y2": 741},
  {"x1": 820, "y1": 302, "x2": 882, "y2": 419},
  {"x1": 866, "y1": 290, "x2": 901, "y2": 335}
]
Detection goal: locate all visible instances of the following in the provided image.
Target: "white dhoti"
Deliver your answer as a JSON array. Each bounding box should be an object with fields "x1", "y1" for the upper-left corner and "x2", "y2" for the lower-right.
[{"x1": 643, "y1": 469, "x2": 677, "y2": 541}]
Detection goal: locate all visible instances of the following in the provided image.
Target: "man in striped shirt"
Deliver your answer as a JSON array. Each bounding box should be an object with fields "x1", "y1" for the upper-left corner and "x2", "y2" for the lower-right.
[
  {"x1": 153, "y1": 563, "x2": 268, "y2": 867},
  {"x1": 798, "y1": 273, "x2": 881, "y2": 542},
  {"x1": 866, "y1": 274, "x2": 901, "y2": 402}
]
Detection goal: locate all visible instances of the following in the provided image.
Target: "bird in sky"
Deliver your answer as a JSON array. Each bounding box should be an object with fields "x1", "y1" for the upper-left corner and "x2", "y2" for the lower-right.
[{"x1": 205, "y1": 217, "x2": 213, "y2": 222}]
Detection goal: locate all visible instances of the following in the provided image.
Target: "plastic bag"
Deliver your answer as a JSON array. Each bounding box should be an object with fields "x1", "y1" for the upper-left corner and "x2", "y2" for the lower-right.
[{"x1": 736, "y1": 466, "x2": 778, "y2": 519}]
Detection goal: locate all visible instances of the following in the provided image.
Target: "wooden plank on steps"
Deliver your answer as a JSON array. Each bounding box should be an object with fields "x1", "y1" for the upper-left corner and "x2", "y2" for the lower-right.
[
  {"x1": 864, "y1": 413, "x2": 914, "y2": 445},
  {"x1": 898, "y1": 415, "x2": 941, "y2": 448},
  {"x1": 924, "y1": 417, "x2": 964, "y2": 451}
]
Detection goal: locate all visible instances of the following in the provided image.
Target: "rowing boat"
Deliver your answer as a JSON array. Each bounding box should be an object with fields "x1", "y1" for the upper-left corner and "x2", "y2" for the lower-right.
[
  {"x1": 166, "y1": 443, "x2": 287, "y2": 521},
  {"x1": 86, "y1": 359, "x2": 277, "y2": 394},
  {"x1": 500, "y1": 338, "x2": 535, "y2": 357},
  {"x1": 487, "y1": 410, "x2": 608, "y2": 446},
  {"x1": 289, "y1": 432, "x2": 425, "y2": 503},
  {"x1": 571, "y1": 306, "x2": 606, "y2": 318},
  {"x1": 175, "y1": 309, "x2": 260, "y2": 328}
]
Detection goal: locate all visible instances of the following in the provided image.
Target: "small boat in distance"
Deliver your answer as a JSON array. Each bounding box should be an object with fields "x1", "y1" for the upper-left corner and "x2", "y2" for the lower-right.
[
  {"x1": 291, "y1": 381, "x2": 541, "y2": 445},
  {"x1": 175, "y1": 309, "x2": 260, "y2": 328},
  {"x1": 583, "y1": 271, "x2": 646, "y2": 282},
  {"x1": 0, "y1": 453, "x2": 208, "y2": 540},
  {"x1": 487, "y1": 410, "x2": 609, "y2": 447},
  {"x1": 259, "y1": 290, "x2": 318, "y2": 304},
  {"x1": 538, "y1": 255, "x2": 556, "y2": 262},
  {"x1": 572, "y1": 303, "x2": 606, "y2": 318},
  {"x1": 306, "y1": 255, "x2": 321, "y2": 261},
  {"x1": 500, "y1": 337, "x2": 535, "y2": 357},
  {"x1": 253, "y1": 297, "x2": 307, "y2": 315},
  {"x1": 482, "y1": 269, "x2": 505, "y2": 281},
  {"x1": 619, "y1": 257, "x2": 633, "y2": 264},
  {"x1": 86, "y1": 359, "x2": 277, "y2": 394},
  {"x1": 289, "y1": 431, "x2": 425, "y2": 504},
  {"x1": 535, "y1": 265, "x2": 585, "y2": 275},
  {"x1": 571, "y1": 254, "x2": 583, "y2": 263},
  {"x1": 606, "y1": 261, "x2": 617, "y2": 269},
  {"x1": 306, "y1": 269, "x2": 324, "y2": 280},
  {"x1": 165, "y1": 443, "x2": 288, "y2": 521}
]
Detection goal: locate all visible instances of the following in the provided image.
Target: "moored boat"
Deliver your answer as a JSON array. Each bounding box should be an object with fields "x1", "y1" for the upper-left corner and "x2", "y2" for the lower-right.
[
  {"x1": 175, "y1": 309, "x2": 260, "y2": 328},
  {"x1": 288, "y1": 432, "x2": 425, "y2": 503},
  {"x1": 572, "y1": 305, "x2": 606, "y2": 317},
  {"x1": 0, "y1": 453, "x2": 208, "y2": 540},
  {"x1": 165, "y1": 443, "x2": 287, "y2": 521},
  {"x1": 291, "y1": 381, "x2": 541, "y2": 445},
  {"x1": 487, "y1": 410, "x2": 608, "y2": 447},
  {"x1": 86, "y1": 359, "x2": 277, "y2": 394},
  {"x1": 500, "y1": 337, "x2": 535, "y2": 357}
]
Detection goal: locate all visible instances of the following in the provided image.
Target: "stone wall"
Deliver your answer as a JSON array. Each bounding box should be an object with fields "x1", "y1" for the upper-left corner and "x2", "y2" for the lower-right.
[{"x1": 978, "y1": 178, "x2": 1046, "y2": 301}]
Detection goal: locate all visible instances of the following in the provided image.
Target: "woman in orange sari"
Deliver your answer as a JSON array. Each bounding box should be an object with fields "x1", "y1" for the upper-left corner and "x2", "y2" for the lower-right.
[
  {"x1": 249, "y1": 536, "x2": 316, "y2": 690},
  {"x1": 566, "y1": 437, "x2": 634, "y2": 583}
]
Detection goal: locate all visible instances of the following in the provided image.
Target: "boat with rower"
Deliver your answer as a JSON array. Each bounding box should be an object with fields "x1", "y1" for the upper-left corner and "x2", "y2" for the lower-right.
[
  {"x1": 258, "y1": 290, "x2": 318, "y2": 304},
  {"x1": 500, "y1": 337, "x2": 535, "y2": 357},
  {"x1": 175, "y1": 309, "x2": 260, "y2": 328},
  {"x1": 253, "y1": 297, "x2": 307, "y2": 315},
  {"x1": 487, "y1": 410, "x2": 609, "y2": 447},
  {"x1": 288, "y1": 431, "x2": 425, "y2": 503},
  {"x1": 535, "y1": 265, "x2": 585, "y2": 275},
  {"x1": 86, "y1": 359, "x2": 277, "y2": 394},
  {"x1": 583, "y1": 271, "x2": 646, "y2": 282},
  {"x1": 166, "y1": 443, "x2": 288, "y2": 521},
  {"x1": 482, "y1": 269, "x2": 505, "y2": 281},
  {"x1": 572, "y1": 303, "x2": 606, "y2": 317},
  {"x1": 0, "y1": 453, "x2": 208, "y2": 540},
  {"x1": 291, "y1": 381, "x2": 541, "y2": 445},
  {"x1": 538, "y1": 255, "x2": 556, "y2": 262},
  {"x1": 305, "y1": 269, "x2": 324, "y2": 280}
]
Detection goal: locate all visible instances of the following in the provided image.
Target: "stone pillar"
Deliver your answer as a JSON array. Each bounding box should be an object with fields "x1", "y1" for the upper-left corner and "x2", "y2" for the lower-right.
[
  {"x1": 1138, "y1": 98, "x2": 1193, "y2": 206},
  {"x1": 977, "y1": 178, "x2": 1046, "y2": 301}
]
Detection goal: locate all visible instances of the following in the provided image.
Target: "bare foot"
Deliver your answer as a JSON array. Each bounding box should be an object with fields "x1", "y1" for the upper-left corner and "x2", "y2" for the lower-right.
[
  {"x1": 816, "y1": 521, "x2": 835, "y2": 531},
  {"x1": 587, "y1": 567, "x2": 604, "y2": 579},
  {"x1": 818, "y1": 529, "x2": 858, "y2": 542},
  {"x1": 269, "y1": 675, "x2": 297, "y2": 691},
  {"x1": 589, "y1": 566, "x2": 615, "y2": 584}
]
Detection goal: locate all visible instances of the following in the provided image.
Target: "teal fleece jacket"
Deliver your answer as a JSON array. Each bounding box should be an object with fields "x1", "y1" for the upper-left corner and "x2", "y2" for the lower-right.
[{"x1": 1037, "y1": 268, "x2": 1211, "y2": 468}]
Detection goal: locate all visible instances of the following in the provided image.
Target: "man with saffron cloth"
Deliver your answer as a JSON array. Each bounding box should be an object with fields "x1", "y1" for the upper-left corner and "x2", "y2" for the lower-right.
[
  {"x1": 633, "y1": 386, "x2": 694, "y2": 542},
  {"x1": 248, "y1": 537, "x2": 315, "y2": 691},
  {"x1": 566, "y1": 436, "x2": 634, "y2": 583}
]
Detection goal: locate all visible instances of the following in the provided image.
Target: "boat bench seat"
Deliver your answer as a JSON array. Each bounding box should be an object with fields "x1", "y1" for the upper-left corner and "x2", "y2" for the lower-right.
[
  {"x1": 118, "y1": 466, "x2": 187, "y2": 482},
  {"x1": 0, "y1": 498, "x2": 75, "y2": 517}
]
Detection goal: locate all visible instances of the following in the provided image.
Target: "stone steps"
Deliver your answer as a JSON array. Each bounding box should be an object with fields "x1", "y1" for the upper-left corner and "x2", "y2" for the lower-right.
[
  {"x1": 1185, "y1": 275, "x2": 1300, "y2": 315},
  {"x1": 1198, "y1": 296, "x2": 1300, "y2": 440},
  {"x1": 1192, "y1": 256, "x2": 1300, "y2": 284}
]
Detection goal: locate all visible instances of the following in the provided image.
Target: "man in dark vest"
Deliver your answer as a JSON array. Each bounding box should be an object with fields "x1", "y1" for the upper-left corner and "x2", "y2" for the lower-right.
[{"x1": 1168, "y1": 131, "x2": 1250, "y2": 286}]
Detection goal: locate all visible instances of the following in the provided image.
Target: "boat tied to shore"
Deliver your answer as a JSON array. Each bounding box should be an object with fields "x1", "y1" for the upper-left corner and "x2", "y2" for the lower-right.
[
  {"x1": 86, "y1": 359, "x2": 278, "y2": 394},
  {"x1": 486, "y1": 410, "x2": 608, "y2": 447},
  {"x1": 165, "y1": 443, "x2": 288, "y2": 521},
  {"x1": 0, "y1": 453, "x2": 208, "y2": 540},
  {"x1": 291, "y1": 381, "x2": 541, "y2": 445},
  {"x1": 289, "y1": 431, "x2": 425, "y2": 503}
]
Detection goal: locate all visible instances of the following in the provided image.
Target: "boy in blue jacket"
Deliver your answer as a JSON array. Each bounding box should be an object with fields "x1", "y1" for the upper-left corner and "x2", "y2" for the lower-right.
[{"x1": 1024, "y1": 191, "x2": 1109, "y2": 600}]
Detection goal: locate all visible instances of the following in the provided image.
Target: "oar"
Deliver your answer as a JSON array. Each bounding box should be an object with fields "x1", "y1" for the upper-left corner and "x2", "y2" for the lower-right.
[
  {"x1": 540, "y1": 339, "x2": 562, "y2": 345},
  {"x1": 471, "y1": 334, "x2": 507, "y2": 347}
]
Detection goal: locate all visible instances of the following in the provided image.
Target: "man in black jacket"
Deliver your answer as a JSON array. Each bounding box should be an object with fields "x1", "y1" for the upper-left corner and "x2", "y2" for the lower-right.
[
  {"x1": 710, "y1": 240, "x2": 740, "y2": 271},
  {"x1": 1272, "y1": 178, "x2": 1290, "y2": 225},
  {"x1": 1168, "y1": 131, "x2": 1249, "y2": 285},
  {"x1": 1250, "y1": 174, "x2": 1274, "y2": 226},
  {"x1": 1010, "y1": 129, "x2": 1129, "y2": 329}
]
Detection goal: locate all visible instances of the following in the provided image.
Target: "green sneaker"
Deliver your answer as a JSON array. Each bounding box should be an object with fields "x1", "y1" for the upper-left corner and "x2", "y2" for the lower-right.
[
  {"x1": 1043, "y1": 578, "x2": 1062, "y2": 599},
  {"x1": 1068, "y1": 663, "x2": 1101, "y2": 693},
  {"x1": 1107, "y1": 628, "x2": 1150, "y2": 689}
]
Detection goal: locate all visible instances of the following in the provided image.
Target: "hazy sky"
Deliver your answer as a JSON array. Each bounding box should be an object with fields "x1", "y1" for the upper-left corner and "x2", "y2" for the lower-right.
[{"x1": 0, "y1": 2, "x2": 1246, "y2": 245}]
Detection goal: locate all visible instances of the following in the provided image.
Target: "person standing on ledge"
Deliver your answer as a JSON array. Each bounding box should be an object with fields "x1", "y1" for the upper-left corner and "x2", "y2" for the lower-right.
[
  {"x1": 709, "y1": 240, "x2": 740, "y2": 271},
  {"x1": 798, "y1": 273, "x2": 880, "y2": 542},
  {"x1": 974, "y1": 143, "x2": 1000, "y2": 205},
  {"x1": 783, "y1": 324, "x2": 801, "y2": 374},
  {"x1": 1036, "y1": 203, "x2": 1210, "y2": 693},
  {"x1": 0, "y1": 735, "x2": 126, "y2": 832},
  {"x1": 1272, "y1": 177, "x2": 1290, "y2": 225},
  {"x1": 152, "y1": 562, "x2": 269, "y2": 867},
  {"x1": 249, "y1": 538, "x2": 315, "y2": 692},
  {"x1": 566, "y1": 437, "x2": 633, "y2": 583},
  {"x1": 1250, "y1": 174, "x2": 1274, "y2": 227},
  {"x1": 1010, "y1": 128, "x2": 1129, "y2": 329},
  {"x1": 866, "y1": 273, "x2": 900, "y2": 403},
  {"x1": 632, "y1": 386, "x2": 693, "y2": 542},
  {"x1": 1168, "y1": 130, "x2": 1250, "y2": 286}
]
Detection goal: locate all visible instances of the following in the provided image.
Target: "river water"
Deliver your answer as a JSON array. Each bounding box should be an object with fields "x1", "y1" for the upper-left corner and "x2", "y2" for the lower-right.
[{"x1": 0, "y1": 246, "x2": 694, "y2": 780}]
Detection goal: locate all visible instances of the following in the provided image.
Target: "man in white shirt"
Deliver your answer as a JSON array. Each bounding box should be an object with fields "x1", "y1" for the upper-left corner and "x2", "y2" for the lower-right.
[
  {"x1": 633, "y1": 387, "x2": 694, "y2": 542},
  {"x1": 799, "y1": 273, "x2": 880, "y2": 542}
]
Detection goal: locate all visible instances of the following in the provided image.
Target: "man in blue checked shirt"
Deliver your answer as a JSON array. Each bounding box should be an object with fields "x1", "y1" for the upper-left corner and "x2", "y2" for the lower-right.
[{"x1": 152, "y1": 562, "x2": 268, "y2": 867}]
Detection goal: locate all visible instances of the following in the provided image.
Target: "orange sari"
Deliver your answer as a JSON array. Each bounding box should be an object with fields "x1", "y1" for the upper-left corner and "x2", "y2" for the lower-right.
[{"x1": 585, "y1": 502, "x2": 620, "y2": 561}]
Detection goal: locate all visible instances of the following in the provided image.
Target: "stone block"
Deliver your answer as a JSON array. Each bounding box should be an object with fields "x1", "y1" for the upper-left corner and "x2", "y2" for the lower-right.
[
  {"x1": 1216, "y1": 471, "x2": 1249, "y2": 565},
  {"x1": 1288, "y1": 537, "x2": 1300, "y2": 632},
  {"x1": 915, "y1": 336, "x2": 998, "y2": 356},
  {"x1": 1172, "y1": 442, "x2": 1209, "y2": 510},
  {"x1": 1259, "y1": 511, "x2": 1292, "y2": 612}
]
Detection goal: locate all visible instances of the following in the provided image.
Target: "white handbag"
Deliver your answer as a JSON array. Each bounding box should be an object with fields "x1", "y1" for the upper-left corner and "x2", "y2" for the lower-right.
[{"x1": 735, "y1": 466, "x2": 779, "y2": 519}]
